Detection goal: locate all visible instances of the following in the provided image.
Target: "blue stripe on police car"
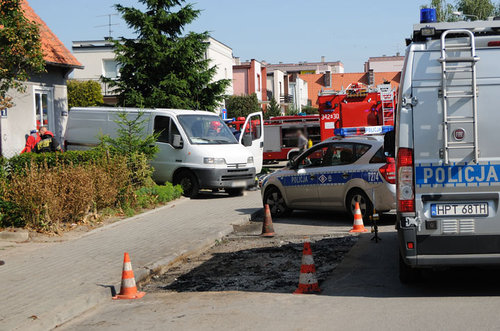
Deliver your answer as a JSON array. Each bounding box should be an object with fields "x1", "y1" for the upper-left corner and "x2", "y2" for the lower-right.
[
  {"x1": 416, "y1": 164, "x2": 500, "y2": 186},
  {"x1": 278, "y1": 170, "x2": 382, "y2": 187}
]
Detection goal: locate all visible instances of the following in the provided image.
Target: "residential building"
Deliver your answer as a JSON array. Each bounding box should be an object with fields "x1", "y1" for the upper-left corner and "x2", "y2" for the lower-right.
[
  {"x1": 288, "y1": 75, "x2": 309, "y2": 112},
  {"x1": 299, "y1": 71, "x2": 401, "y2": 108},
  {"x1": 232, "y1": 59, "x2": 267, "y2": 106},
  {"x1": 266, "y1": 57, "x2": 344, "y2": 75},
  {"x1": 266, "y1": 69, "x2": 289, "y2": 113},
  {"x1": 72, "y1": 36, "x2": 234, "y2": 109},
  {"x1": 0, "y1": 1, "x2": 83, "y2": 157},
  {"x1": 364, "y1": 54, "x2": 405, "y2": 72}
]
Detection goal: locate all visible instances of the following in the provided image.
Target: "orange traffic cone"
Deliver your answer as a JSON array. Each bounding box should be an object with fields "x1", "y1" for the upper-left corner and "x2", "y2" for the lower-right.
[
  {"x1": 261, "y1": 204, "x2": 275, "y2": 237},
  {"x1": 112, "y1": 252, "x2": 146, "y2": 300},
  {"x1": 349, "y1": 202, "x2": 368, "y2": 233},
  {"x1": 294, "y1": 238, "x2": 321, "y2": 294}
]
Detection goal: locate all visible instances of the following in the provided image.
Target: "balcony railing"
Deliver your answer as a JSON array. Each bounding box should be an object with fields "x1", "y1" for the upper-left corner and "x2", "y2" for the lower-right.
[{"x1": 279, "y1": 94, "x2": 293, "y2": 104}]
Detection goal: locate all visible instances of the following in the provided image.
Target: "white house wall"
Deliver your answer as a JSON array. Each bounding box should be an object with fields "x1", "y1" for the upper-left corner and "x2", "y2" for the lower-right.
[{"x1": 1, "y1": 67, "x2": 69, "y2": 157}]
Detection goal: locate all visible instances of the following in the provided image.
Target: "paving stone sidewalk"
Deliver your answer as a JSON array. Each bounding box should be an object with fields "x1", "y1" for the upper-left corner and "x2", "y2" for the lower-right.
[{"x1": 0, "y1": 191, "x2": 261, "y2": 330}]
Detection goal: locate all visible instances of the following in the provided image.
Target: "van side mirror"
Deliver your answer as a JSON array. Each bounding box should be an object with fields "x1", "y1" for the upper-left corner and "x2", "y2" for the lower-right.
[
  {"x1": 172, "y1": 134, "x2": 183, "y2": 149},
  {"x1": 384, "y1": 130, "x2": 395, "y2": 158},
  {"x1": 242, "y1": 134, "x2": 252, "y2": 147}
]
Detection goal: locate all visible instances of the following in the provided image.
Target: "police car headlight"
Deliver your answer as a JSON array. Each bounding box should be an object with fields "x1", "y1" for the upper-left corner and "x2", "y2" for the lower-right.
[
  {"x1": 247, "y1": 156, "x2": 254, "y2": 164},
  {"x1": 204, "y1": 157, "x2": 226, "y2": 165}
]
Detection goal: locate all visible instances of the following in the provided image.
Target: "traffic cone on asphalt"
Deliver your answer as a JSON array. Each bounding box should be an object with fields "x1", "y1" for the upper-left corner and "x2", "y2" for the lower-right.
[
  {"x1": 112, "y1": 252, "x2": 146, "y2": 300},
  {"x1": 294, "y1": 238, "x2": 321, "y2": 294},
  {"x1": 261, "y1": 204, "x2": 276, "y2": 237},
  {"x1": 349, "y1": 202, "x2": 368, "y2": 233}
]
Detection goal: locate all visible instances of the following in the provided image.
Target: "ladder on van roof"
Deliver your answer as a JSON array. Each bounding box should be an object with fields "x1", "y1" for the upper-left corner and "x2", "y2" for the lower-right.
[{"x1": 439, "y1": 29, "x2": 480, "y2": 165}]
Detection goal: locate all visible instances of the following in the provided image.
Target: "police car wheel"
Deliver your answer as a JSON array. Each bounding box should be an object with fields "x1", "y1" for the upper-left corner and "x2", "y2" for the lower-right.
[
  {"x1": 263, "y1": 187, "x2": 291, "y2": 218},
  {"x1": 346, "y1": 189, "x2": 373, "y2": 220}
]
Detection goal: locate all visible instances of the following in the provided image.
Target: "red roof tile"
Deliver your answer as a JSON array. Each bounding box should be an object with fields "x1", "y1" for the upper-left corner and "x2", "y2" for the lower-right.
[{"x1": 21, "y1": 0, "x2": 82, "y2": 68}]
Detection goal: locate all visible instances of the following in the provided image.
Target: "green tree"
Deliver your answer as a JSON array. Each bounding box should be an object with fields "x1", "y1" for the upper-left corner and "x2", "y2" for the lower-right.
[
  {"x1": 0, "y1": 0, "x2": 45, "y2": 108},
  {"x1": 100, "y1": 112, "x2": 159, "y2": 160},
  {"x1": 108, "y1": 0, "x2": 230, "y2": 111},
  {"x1": 67, "y1": 80, "x2": 104, "y2": 109},
  {"x1": 99, "y1": 112, "x2": 159, "y2": 187},
  {"x1": 456, "y1": 0, "x2": 496, "y2": 20},
  {"x1": 264, "y1": 97, "x2": 281, "y2": 119},
  {"x1": 225, "y1": 94, "x2": 261, "y2": 118},
  {"x1": 285, "y1": 104, "x2": 299, "y2": 116}
]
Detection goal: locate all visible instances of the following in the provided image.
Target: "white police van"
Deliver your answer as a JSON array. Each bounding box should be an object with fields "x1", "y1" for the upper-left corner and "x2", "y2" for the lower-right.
[{"x1": 395, "y1": 16, "x2": 500, "y2": 282}]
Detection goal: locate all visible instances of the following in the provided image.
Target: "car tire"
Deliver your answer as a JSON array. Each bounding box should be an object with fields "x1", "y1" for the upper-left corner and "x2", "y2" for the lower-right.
[
  {"x1": 263, "y1": 186, "x2": 292, "y2": 218},
  {"x1": 399, "y1": 254, "x2": 420, "y2": 284},
  {"x1": 174, "y1": 170, "x2": 199, "y2": 198},
  {"x1": 346, "y1": 189, "x2": 373, "y2": 220},
  {"x1": 227, "y1": 188, "x2": 244, "y2": 196}
]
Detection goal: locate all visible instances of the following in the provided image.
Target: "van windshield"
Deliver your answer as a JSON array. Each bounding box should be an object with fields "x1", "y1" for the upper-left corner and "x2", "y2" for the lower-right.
[{"x1": 177, "y1": 115, "x2": 238, "y2": 145}]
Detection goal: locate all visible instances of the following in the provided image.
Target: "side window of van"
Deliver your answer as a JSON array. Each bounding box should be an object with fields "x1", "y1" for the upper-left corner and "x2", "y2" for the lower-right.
[
  {"x1": 170, "y1": 120, "x2": 182, "y2": 144},
  {"x1": 154, "y1": 116, "x2": 170, "y2": 143}
]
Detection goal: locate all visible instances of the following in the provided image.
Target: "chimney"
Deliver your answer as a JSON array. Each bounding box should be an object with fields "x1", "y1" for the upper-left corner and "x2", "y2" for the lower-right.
[
  {"x1": 396, "y1": 52, "x2": 400, "y2": 56},
  {"x1": 233, "y1": 57, "x2": 241, "y2": 65},
  {"x1": 324, "y1": 70, "x2": 331, "y2": 87},
  {"x1": 321, "y1": 56, "x2": 325, "y2": 63},
  {"x1": 368, "y1": 69, "x2": 374, "y2": 86}
]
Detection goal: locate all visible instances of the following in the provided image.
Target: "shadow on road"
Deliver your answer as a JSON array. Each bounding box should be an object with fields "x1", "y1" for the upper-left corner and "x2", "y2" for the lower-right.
[
  {"x1": 146, "y1": 236, "x2": 357, "y2": 294},
  {"x1": 270, "y1": 210, "x2": 396, "y2": 227},
  {"x1": 322, "y1": 231, "x2": 500, "y2": 298}
]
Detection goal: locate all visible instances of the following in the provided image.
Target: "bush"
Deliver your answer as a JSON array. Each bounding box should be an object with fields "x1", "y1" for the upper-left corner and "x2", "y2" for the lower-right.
[
  {"x1": 6, "y1": 150, "x2": 108, "y2": 176},
  {"x1": 67, "y1": 80, "x2": 103, "y2": 109},
  {"x1": 226, "y1": 93, "x2": 261, "y2": 118},
  {"x1": 135, "y1": 182, "x2": 183, "y2": 209}
]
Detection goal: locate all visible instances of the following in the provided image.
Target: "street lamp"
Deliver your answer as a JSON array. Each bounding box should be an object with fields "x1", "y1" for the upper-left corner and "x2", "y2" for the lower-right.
[{"x1": 452, "y1": 11, "x2": 479, "y2": 21}]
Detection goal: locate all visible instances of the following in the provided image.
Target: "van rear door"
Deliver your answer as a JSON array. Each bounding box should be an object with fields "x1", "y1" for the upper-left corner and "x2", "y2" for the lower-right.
[
  {"x1": 411, "y1": 39, "x2": 500, "y2": 234},
  {"x1": 239, "y1": 112, "x2": 264, "y2": 173}
]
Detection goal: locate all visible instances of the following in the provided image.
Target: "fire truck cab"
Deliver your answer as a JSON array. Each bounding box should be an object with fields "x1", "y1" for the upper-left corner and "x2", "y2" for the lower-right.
[{"x1": 318, "y1": 83, "x2": 396, "y2": 141}]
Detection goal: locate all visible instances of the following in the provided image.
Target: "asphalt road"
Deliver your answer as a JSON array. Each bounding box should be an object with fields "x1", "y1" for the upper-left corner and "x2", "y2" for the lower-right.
[{"x1": 59, "y1": 210, "x2": 500, "y2": 331}]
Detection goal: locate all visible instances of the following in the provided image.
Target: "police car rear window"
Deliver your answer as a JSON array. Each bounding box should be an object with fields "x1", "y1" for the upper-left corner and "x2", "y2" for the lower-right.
[{"x1": 369, "y1": 147, "x2": 386, "y2": 163}]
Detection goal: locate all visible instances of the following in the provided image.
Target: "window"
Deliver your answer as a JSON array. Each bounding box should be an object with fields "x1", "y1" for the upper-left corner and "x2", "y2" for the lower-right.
[
  {"x1": 103, "y1": 59, "x2": 120, "y2": 79},
  {"x1": 34, "y1": 88, "x2": 53, "y2": 131},
  {"x1": 242, "y1": 114, "x2": 262, "y2": 141},
  {"x1": 154, "y1": 115, "x2": 184, "y2": 146},
  {"x1": 370, "y1": 147, "x2": 386, "y2": 163},
  {"x1": 298, "y1": 145, "x2": 333, "y2": 169},
  {"x1": 354, "y1": 144, "x2": 371, "y2": 160},
  {"x1": 257, "y1": 74, "x2": 261, "y2": 91},
  {"x1": 177, "y1": 115, "x2": 237, "y2": 145},
  {"x1": 154, "y1": 116, "x2": 170, "y2": 143}
]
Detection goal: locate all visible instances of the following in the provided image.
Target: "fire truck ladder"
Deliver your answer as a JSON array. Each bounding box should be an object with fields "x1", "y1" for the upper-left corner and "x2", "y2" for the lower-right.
[
  {"x1": 439, "y1": 29, "x2": 480, "y2": 165},
  {"x1": 380, "y1": 89, "x2": 395, "y2": 126}
]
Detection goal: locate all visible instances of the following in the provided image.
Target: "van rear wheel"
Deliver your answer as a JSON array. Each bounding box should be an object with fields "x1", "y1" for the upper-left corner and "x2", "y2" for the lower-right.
[{"x1": 175, "y1": 171, "x2": 199, "y2": 198}]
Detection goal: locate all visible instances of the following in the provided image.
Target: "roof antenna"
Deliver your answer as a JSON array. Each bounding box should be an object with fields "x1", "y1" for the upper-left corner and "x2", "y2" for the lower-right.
[{"x1": 95, "y1": 13, "x2": 119, "y2": 40}]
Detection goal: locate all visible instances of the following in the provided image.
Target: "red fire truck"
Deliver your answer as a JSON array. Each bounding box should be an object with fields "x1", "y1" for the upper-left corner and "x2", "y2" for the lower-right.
[
  {"x1": 226, "y1": 115, "x2": 320, "y2": 163},
  {"x1": 318, "y1": 83, "x2": 396, "y2": 140}
]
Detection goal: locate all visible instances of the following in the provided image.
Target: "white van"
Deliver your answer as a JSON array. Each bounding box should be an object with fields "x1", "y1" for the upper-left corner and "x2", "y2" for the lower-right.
[
  {"x1": 65, "y1": 107, "x2": 264, "y2": 197},
  {"x1": 394, "y1": 19, "x2": 500, "y2": 282}
]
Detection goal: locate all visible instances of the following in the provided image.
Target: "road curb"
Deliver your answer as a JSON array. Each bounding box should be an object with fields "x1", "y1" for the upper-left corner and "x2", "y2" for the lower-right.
[{"x1": 49, "y1": 206, "x2": 261, "y2": 330}]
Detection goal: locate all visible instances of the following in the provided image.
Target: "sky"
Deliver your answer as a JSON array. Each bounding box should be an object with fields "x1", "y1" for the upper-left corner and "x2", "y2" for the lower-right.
[{"x1": 28, "y1": 0, "x2": 424, "y2": 72}]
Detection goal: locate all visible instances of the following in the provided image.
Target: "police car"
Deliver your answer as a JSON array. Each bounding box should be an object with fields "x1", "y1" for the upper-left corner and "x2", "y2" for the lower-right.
[{"x1": 261, "y1": 136, "x2": 396, "y2": 219}]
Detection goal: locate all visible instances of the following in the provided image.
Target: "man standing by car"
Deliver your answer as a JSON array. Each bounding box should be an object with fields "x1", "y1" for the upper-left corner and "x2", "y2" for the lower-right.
[
  {"x1": 34, "y1": 126, "x2": 62, "y2": 153},
  {"x1": 296, "y1": 129, "x2": 308, "y2": 154}
]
